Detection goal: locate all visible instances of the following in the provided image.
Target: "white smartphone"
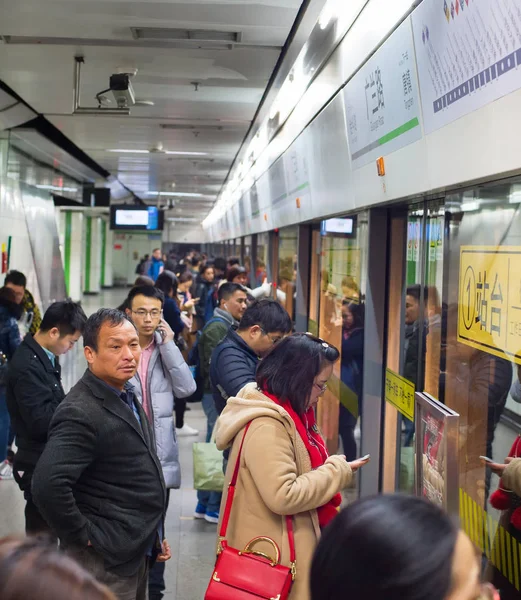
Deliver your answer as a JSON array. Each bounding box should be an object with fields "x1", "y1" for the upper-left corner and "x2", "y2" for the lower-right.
[
  {"x1": 479, "y1": 456, "x2": 494, "y2": 464},
  {"x1": 360, "y1": 454, "x2": 371, "y2": 461}
]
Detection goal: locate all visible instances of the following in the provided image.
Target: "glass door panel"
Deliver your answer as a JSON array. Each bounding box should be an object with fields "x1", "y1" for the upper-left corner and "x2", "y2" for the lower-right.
[
  {"x1": 277, "y1": 226, "x2": 298, "y2": 322},
  {"x1": 315, "y1": 213, "x2": 369, "y2": 500},
  {"x1": 444, "y1": 183, "x2": 520, "y2": 597}
]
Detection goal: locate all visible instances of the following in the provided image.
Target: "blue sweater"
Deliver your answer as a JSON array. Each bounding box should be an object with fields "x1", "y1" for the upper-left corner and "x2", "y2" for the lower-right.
[{"x1": 148, "y1": 257, "x2": 164, "y2": 281}]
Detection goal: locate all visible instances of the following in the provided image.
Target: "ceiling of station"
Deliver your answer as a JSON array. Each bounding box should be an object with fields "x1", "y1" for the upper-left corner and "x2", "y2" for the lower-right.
[{"x1": 0, "y1": 0, "x2": 306, "y2": 220}]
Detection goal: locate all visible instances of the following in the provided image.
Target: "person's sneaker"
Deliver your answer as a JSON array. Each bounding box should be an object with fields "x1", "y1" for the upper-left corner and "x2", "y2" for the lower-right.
[
  {"x1": 194, "y1": 503, "x2": 207, "y2": 519},
  {"x1": 176, "y1": 424, "x2": 199, "y2": 437},
  {"x1": 0, "y1": 461, "x2": 13, "y2": 480},
  {"x1": 204, "y1": 511, "x2": 220, "y2": 524}
]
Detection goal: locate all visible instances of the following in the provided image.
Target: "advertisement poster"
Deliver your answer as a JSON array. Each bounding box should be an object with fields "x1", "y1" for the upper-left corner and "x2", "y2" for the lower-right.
[
  {"x1": 343, "y1": 18, "x2": 422, "y2": 169},
  {"x1": 421, "y1": 411, "x2": 445, "y2": 507},
  {"x1": 412, "y1": 0, "x2": 521, "y2": 134}
]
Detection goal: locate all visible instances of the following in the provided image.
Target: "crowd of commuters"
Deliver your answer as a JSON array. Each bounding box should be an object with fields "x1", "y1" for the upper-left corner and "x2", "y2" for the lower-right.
[{"x1": 0, "y1": 253, "x2": 512, "y2": 600}]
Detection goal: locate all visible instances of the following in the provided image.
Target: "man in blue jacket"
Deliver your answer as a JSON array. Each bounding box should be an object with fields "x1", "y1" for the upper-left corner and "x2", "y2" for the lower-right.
[
  {"x1": 210, "y1": 299, "x2": 293, "y2": 416},
  {"x1": 194, "y1": 282, "x2": 247, "y2": 523},
  {"x1": 148, "y1": 248, "x2": 164, "y2": 281}
]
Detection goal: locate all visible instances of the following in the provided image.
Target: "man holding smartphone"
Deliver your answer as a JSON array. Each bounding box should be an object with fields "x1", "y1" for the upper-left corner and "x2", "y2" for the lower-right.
[{"x1": 124, "y1": 285, "x2": 196, "y2": 600}]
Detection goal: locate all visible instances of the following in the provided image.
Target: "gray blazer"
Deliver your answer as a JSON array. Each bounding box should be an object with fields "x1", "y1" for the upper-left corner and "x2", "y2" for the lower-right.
[{"x1": 130, "y1": 333, "x2": 196, "y2": 488}]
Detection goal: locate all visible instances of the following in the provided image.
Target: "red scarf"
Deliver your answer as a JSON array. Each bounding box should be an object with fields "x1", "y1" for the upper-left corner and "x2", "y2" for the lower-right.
[{"x1": 263, "y1": 390, "x2": 342, "y2": 528}]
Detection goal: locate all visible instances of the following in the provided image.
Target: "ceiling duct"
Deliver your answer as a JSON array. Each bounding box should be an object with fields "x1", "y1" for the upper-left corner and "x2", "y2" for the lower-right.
[{"x1": 130, "y1": 28, "x2": 242, "y2": 45}]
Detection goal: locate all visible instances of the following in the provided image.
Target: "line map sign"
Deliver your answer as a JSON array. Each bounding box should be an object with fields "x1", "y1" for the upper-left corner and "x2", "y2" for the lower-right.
[
  {"x1": 458, "y1": 246, "x2": 521, "y2": 364},
  {"x1": 412, "y1": 0, "x2": 521, "y2": 134}
]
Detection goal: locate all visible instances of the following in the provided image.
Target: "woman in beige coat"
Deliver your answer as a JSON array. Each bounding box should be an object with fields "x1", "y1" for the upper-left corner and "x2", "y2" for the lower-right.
[{"x1": 215, "y1": 333, "x2": 369, "y2": 600}]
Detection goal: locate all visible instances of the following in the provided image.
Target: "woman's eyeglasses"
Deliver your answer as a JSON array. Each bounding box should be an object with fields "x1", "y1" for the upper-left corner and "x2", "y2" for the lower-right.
[{"x1": 313, "y1": 382, "x2": 328, "y2": 395}]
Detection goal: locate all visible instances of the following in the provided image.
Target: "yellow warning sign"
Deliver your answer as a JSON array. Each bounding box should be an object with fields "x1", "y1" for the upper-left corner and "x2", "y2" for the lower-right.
[
  {"x1": 385, "y1": 368, "x2": 415, "y2": 421},
  {"x1": 458, "y1": 246, "x2": 521, "y2": 365}
]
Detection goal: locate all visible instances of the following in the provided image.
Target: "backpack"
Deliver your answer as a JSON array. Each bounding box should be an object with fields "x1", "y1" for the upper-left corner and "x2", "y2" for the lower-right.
[{"x1": 185, "y1": 316, "x2": 227, "y2": 403}]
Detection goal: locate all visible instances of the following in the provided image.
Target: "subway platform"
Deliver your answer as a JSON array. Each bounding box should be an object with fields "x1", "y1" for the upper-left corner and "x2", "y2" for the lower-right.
[{"x1": 0, "y1": 288, "x2": 216, "y2": 600}]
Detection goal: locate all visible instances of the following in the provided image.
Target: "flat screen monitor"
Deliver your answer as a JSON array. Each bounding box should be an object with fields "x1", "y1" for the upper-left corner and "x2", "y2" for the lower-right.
[
  {"x1": 110, "y1": 205, "x2": 164, "y2": 231},
  {"x1": 321, "y1": 217, "x2": 355, "y2": 236}
]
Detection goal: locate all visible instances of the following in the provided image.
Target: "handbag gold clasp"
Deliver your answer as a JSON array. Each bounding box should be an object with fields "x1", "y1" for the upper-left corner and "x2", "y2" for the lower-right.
[
  {"x1": 212, "y1": 572, "x2": 221, "y2": 583},
  {"x1": 242, "y1": 536, "x2": 280, "y2": 567},
  {"x1": 217, "y1": 536, "x2": 225, "y2": 555},
  {"x1": 270, "y1": 596, "x2": 281, "y2": 600}
]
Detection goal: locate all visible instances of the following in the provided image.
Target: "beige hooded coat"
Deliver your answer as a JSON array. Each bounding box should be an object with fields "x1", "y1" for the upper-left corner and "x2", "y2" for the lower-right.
[{"x1": 214, "y1": 383, "x2": 353, "y2": 600}]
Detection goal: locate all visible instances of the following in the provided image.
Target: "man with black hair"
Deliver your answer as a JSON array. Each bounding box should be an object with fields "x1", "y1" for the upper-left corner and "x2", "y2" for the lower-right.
[
  {"x1": 213, "y1": 256, "x2": 227, "y2": 284},
  {"x1": 210, "y1": 299, "x2": 293, "y2": 416},
  {"x1": 124, "y1": 285, "x2": 195, "y2": 600},
  {"x1": 32, "y1": 309, "x2": 170, "y2": 600},
  {"x1": 4, "y1": 270, "x2": 42, "y2": 335},
  {"x1": 6, "y1": 300, "x2": 87, "y2": 534},
  {"x1": 194, "y1": 282, "x2": 247, "y2": 523}
]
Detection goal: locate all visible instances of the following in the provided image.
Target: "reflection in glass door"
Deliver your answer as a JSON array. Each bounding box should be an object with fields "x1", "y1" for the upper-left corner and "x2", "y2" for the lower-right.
[
  {"x1": 383, "y1": 201, "x2": 445, "y2": 494},
  {"x1": 313, "y1": 213, "x2": 369, "y2": 499}
]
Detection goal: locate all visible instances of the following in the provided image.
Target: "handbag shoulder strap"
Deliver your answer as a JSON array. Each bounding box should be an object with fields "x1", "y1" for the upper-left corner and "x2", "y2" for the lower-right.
[{"x1": 218, "y1": 421, "x2": 296, "y2": 565}]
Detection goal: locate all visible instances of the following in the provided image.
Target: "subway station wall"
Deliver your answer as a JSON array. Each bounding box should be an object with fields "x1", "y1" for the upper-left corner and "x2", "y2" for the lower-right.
[
  {"x1": 205, "y1": 0, "x2": 521, "y2": 241},
  {"x1": 0, "y1": 170, "x2": 66, "y2": 309}
]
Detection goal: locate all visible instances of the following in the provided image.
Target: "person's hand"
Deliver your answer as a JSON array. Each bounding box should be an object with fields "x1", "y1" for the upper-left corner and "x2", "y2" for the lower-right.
[
  {"x1": 348, "y1": 456, "x2": 371, "y2": 473},
  {"x1": 157, "y1": 318, "x2": 174, "y2": 345},
  {"x1": 480, "y1": 456, "x2": 510, "y2": 476},
  {"x1": 183, "y1": 299, "x2": 195, "y2": 310},
  {"x1": 157, "y1": 539, "x2": 171, "y2": 562}
]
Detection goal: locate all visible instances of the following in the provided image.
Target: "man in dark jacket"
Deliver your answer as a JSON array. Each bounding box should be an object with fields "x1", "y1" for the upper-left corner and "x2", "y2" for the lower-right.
[
  {"x1": 210, "y1": 299, "x2": 293, "y2": 416},
  {"x1": 6, "y1": 300, "x2": 86, "y2": 533},
  {"x1": 32, "y1": 309, "x2": 170, "y2": 600},
  {"x1": 194, "y1": 282, "x2": 247, "y2": 523},
  {"x1": 4, "y1": 270, "x2": 42, "y2": 335}
]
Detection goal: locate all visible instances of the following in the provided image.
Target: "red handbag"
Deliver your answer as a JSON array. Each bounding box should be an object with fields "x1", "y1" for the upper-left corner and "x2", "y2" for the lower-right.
[{"x1": 205, "y1": 423, "x2": 296, "y2": 600}]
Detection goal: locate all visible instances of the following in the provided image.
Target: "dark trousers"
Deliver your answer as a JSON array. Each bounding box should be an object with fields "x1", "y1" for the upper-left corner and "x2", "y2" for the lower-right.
[
  {"x1": 70, "y1": 547, "x2": 148, "y2": 600},
  {"x1": 148, "y1": 489, "x2": 170, "y2": 600},
  {"x1": 13, "y1": 464, "x2": 55, "y2": 538},
  {"x1": 338, "y1": 403, "x2": 358, "y2": 462},
  {"x1": 174, "y1": 397, "x2": 186, "y2": 429}
]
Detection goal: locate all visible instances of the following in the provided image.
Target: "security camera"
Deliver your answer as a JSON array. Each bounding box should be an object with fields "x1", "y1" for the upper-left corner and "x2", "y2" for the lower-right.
[{"x1": 109, "y1": 74, "x2": 135, "y2": 108}]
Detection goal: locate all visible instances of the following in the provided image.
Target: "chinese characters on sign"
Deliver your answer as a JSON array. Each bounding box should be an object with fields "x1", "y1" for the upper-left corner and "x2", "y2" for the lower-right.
[
  {"x1": 385, "y1": 368, "x2": 415, "y2": 421},
  {"x1": 343, "y1": 19, "x2": 422, "y2": 169},
  {"x1": 365, "y1": 66, "x2": 385, "y2": 129},
  {"x1": 458, "y1": 246, "x2": 521, "y2": 365}
]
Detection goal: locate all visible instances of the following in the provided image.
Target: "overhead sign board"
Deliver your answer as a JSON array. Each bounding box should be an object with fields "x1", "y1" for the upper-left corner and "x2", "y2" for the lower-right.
[
  {"x1": 343, "y1": 18, "x2": 422, "y2": 169},
  {"x1": 412, "y1": 0, "x2": 521, "y2": 134},
  {"x1": 458, "y1": 246, "x2": 521, "y2": 364}
]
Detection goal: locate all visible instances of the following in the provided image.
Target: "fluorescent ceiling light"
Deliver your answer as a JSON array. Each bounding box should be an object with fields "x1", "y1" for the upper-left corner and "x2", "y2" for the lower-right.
[
  {"x1": 107, "y1": 149, "x2": 208, "y2": 156},
  {"x1": 166, "y1": 217, "x2": 198, "y2": 222},
  {"x1": 164, "y1": 151, "x2": 208, "y2": 156},
  {"x1": 36, "y1": 185, "x2": 78, "y2": 192},
  {"x1": 107, "y1": 149, "x2": 150, "y2": 154},
  {"x1": 146, "y1": 191, "x2": 204, "y2": 197},
  {"x1": 461, "y1": 201, "x2": 480, "y2": 212}
]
